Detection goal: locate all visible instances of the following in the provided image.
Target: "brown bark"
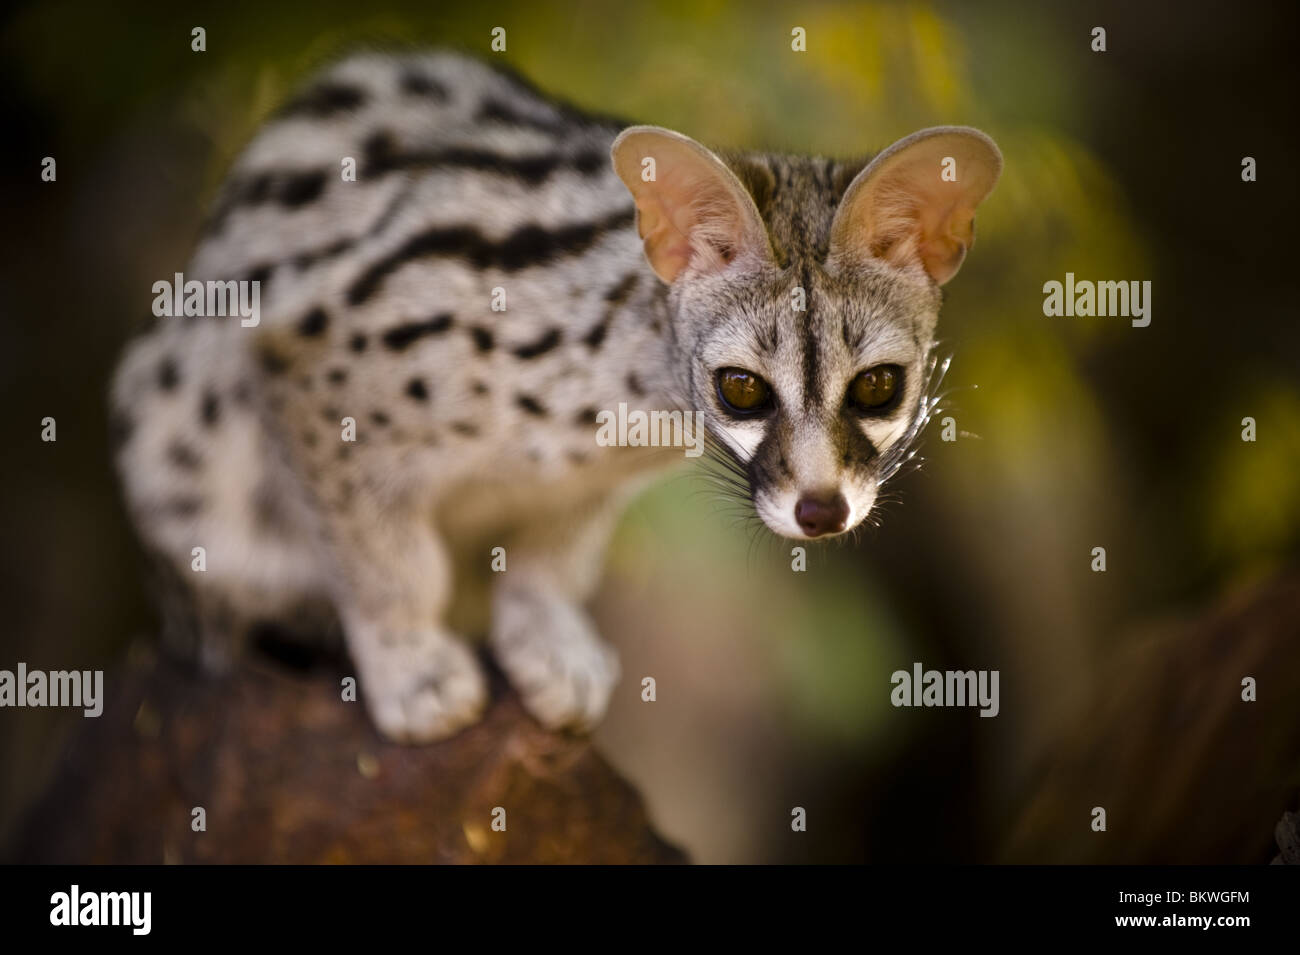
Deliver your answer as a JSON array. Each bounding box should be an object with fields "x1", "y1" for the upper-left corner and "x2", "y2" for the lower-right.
[{"x1": 7, "y1": 651, "x2": 687, "y2": 864}]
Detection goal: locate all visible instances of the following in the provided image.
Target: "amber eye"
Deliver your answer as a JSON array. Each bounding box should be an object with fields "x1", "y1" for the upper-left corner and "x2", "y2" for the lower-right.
[
  {"x1": 716, "y1": 368, "x2": 772, "y2": 414},
  {"x1": 848, "y1": 365, "x2": 902, "y2": 412}
]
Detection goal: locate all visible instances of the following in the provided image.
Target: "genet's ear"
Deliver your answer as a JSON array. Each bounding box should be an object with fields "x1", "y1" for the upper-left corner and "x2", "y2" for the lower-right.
[
  {"x1": 829, "y1": 126, "x2": 1002, "y2": 285},
  {"x1": 611, "y1": 126, "x2": 773, "y2": 284}
]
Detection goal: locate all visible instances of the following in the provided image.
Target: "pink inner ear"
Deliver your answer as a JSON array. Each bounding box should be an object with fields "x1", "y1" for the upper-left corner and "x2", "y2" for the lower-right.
[{"x1": 636, "y1": 196, "x2": 694, "y2": 282}]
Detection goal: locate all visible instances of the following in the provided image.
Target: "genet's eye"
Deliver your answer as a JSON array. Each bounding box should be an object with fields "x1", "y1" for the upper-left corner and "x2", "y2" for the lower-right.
[
  {"x1": 716, "y1": 368, "x2": 773, "y2": 414},
  {"x1": 848, "y1": 365, "x2": 902, "y2": 412}
]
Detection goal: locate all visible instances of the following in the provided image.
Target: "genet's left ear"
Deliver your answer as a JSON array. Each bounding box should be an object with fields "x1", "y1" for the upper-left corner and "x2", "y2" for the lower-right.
[{"x1": 829, "y1": 126, "x2": 1002, "y2": 285}]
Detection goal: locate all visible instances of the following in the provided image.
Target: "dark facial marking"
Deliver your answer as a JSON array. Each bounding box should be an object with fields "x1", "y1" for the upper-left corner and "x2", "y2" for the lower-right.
[{"x1": 800, "y1": 266, "x2": 822, "y2": 411}]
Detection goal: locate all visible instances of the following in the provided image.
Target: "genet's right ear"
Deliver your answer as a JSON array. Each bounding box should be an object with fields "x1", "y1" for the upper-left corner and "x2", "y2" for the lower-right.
[{"x1": 611, "y1": 126, "x2": 773, "y2": 284}]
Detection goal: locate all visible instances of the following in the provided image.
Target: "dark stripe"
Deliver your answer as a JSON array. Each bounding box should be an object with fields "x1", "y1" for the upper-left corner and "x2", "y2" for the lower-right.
[
  {"x1": 512, "y1": 328, "x2": 561, "y2": 359},
  {"x1": 801, "y1": 266, "x2": 821, "y2": 410},
  {"x1": 365, "y1": 141, "x2": 605, "y2": 183},
  {"x1": 400, "y1": 70, "x2": 449, "y2": 101},
  {"x1": 476, "y1": 98, "x2": 567, "y2": 134},
  {"x1": 280, "y1": 171, "x2": 326, "y2": 207},
  {"x1": 382, "y1": 313, "x2": 454, "y2": 350},
  {"x1": 583, "y1": 273, "x2": 639, "y2": 349},
  {"x1": 280, "y1": 82, "x2": 367, "y2": 118},
  {"x1": 347, "y1": 208, "x2": 634, "y2": 305}
]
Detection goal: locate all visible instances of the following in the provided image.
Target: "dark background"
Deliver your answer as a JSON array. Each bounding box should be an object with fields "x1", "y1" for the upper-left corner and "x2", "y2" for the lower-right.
[{"x1": 1, "y1": 0, "x2": 1297, "y2": 862}]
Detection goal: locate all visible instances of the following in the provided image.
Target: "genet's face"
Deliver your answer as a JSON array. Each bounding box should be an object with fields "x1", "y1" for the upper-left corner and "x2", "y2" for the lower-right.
[{"x1": 679, "y1": 259, "x2": 941, "y2": 539}]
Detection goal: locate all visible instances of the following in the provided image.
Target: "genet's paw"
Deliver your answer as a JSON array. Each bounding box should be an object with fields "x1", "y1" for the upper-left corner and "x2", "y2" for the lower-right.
[
  {"x1": 356, "y1": 628, "x2": 487, "y2": 743},
  {"x1": 490, "y1": 590, "x2": 620, "y2": 733}
]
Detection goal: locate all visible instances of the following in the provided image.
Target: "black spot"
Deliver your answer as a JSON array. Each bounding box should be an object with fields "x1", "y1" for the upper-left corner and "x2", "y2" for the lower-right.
[
  {"x1": 406, "y1": 378, "x2": 429, "y2": 401},
  {"x1": 247, "y1": 265, "x2": 272, "y2": 287},
  {"x1": 575, "y1": 407, "x2": 598, "y2": 426},
  {"x1": 259, "y1": 346, "x2": 288, "y2": 375},
  {"x1": 626, "y1": 372, "x2": 645, "y2": 397},
  {"x1": 298, "y1": 307, "x2": 329, "y2": 337},
  {"x1": 281, "y1": 82, "x2": 367, "y2": 118},
  {"x1": 158, "y1": 357, "x2": 179, "y2": 391},
  {"x1": 470, "y1": 327, "x2": 495, "y2": 352},
  {"x1": 471, "y1": 380, "x2": 489, "y2": 395},
  {"x1": 279, "y1": 170, "x2": 327, "y2": 207},
  {"x1": 451, "y1": 421, "x2": 479, "y2": 437},
  {"x1": 327, "y1": 368, "x2": 348, "y2": 386},
  {"x1": 516, "y1": 394, "x2": 547, "y2": 416},
  {"x1": 370, "y1": 410, "x2": 390, "y2": 427},
  {"x1": 350, "y1": 333, "x2": 368, "y2": 352},
  {"x1": 167, "y1": 441, "x2": 202, "y2": 471},
  {"x1": 512, "y1": 328, "x2": 561, "y2": 359},
  {"x1": 381, "y1": 313, "x2": 454, "y2": 350},
  {"x1": 347, "y1": 208, "x2": 634, "y2": 305},
  {"x1": 321, "y1": 406, "x2": 340, "y2": 422},
  {"x1": 201, "y1": 391, "x2": 220, "y2": 426},
  {"x1": 400, "y1": 70, "x2": 449, "y2": 101}
]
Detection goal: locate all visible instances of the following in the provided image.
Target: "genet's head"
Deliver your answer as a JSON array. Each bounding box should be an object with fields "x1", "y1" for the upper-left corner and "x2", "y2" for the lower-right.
[{"x1": 611, "y1": 124, "x2": 1001, "y2": 539}]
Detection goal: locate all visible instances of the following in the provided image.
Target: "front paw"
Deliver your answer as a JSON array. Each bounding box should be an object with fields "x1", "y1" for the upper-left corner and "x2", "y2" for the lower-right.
[
  {"x1": 490, "y1": 591, "x2": 621, "y2": 733},
  {"x1": 355, "y1": 629, "x2": 488, "y2": 743}
]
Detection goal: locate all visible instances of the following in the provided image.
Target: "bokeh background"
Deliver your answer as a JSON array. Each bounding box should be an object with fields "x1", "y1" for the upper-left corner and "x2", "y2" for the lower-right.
[{"x1": 2, "y1": 0, "x2": 1298, "y2": 863}]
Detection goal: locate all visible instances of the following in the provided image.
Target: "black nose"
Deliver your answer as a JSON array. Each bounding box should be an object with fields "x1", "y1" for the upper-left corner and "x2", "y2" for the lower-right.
[{"x1": 794, "y1": 492, "x2": 849, "y2": 537}]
